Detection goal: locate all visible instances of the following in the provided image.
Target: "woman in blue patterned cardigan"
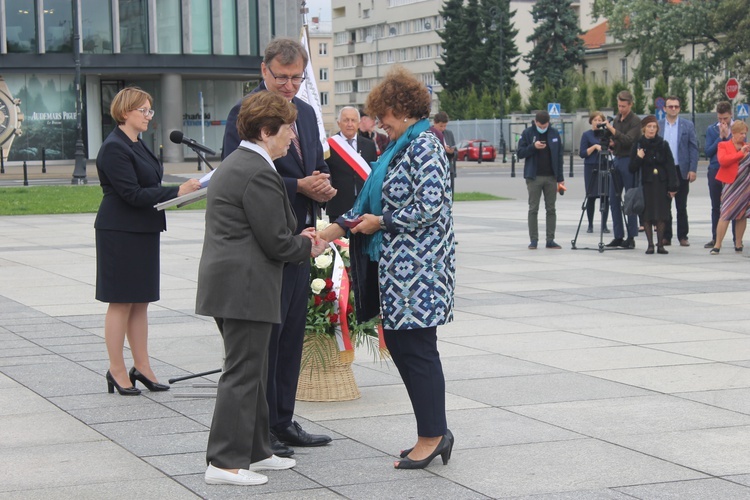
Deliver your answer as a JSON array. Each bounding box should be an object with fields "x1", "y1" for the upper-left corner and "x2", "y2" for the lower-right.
[{"x1": 320, "y1": 66, "x2": 456, "y2": 470}]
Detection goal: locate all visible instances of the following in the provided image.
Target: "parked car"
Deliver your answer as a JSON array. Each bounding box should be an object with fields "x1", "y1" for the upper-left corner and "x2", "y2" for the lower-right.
[{"x1": 456, "y1": 140, "x2": 496, "y2": 162}]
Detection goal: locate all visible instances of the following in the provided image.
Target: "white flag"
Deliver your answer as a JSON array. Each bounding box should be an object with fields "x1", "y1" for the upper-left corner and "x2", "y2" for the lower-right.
[{"x1": 296, "y1": 27, "x2": 330, "y2": 158}]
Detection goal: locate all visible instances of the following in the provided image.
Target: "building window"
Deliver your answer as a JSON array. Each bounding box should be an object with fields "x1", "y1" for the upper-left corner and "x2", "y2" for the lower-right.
[
  {"x1": 335, "y1": 81, "x2": 353, "y2": 94},
  {"x1": 219, "y1": 0, "x2": 237, "y2": 55},
  {"x1": 82, "y1": 0, "x2": 113, "y2": 54},
  {"x1": 119, "y1": 0, "x2": 149, "y2": 53},
  {"x1": 603, "y1": 70, "x2": 608, "y2": 85},
  {"x1": 156, "y1": 0, "x2": 181, "y2": 54},
  {"x1": 590, "y1": 71, "x2": 596, "y2": 82},
  {"x1": 43, "y1": 0, "x2": 73, "y2": 53},
  {"x1": 319, "y1": 42, "x2": 328, "y2": 55},
  {"x1": 319, "y1": 68, "x2": 329, "y2": 81},
  {"x1": 644, "y1": 79, "x2": 651, "y2": 90},
  {"x1": 334, "y1": 32, "x2": 348, "y2": 45},
  {"x1": 190, "y1": 0, "x2": 212, "y2": 54},
  {"x1": 620, "y1": 58, "x2": 628, "y2": 82},
  {"x1": 5, "y1": 0, "x2": 37, "y2": 53},
  {"x1": 320, "y1": 92, "x2": 329, "y2": 106}
]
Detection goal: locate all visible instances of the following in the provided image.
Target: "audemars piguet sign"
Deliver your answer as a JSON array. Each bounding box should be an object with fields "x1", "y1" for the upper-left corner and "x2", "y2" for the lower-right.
[{"x1": 1, "y1": 74, "x2": 77, "y2": 161}]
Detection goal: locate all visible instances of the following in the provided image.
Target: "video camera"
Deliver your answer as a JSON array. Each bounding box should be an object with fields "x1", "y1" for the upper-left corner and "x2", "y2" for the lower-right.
[{"x1": 593, "y1": 117, "x2": 614, "y2": 147}]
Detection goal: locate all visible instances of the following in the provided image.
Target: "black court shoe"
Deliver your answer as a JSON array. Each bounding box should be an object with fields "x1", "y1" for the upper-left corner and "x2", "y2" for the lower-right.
[
  {"x1": 395, "y1": 433, "x2": 453, "y2": 469},
  {"x1": 106, "y1": 370, "x2": 141, "y2": 396},
  {"x1": 129, "y1": 367, "x2": 170, "y2": 392},
  {"x1": 400, "y1": 429, "x2": 454, "y2": 458}
]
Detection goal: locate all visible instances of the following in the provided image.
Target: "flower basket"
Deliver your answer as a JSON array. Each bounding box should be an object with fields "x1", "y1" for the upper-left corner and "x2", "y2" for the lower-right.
[
  {"x1": 297, "y1": 222, "x2": 389, "y2": 402},
  {"x1": 296, "y1": 333, "x2": 360, "y2": 401}
]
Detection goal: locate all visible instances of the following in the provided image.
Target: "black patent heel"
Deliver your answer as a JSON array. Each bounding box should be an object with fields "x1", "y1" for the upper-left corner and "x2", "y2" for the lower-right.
[
  {"x1": 400, "y1": 428, "x2": 453, "y2": 458},
  {"x1": 129, "y1": 367, "x2": 170, "y2": 392},
  {"x1": 106, "y1": 370, "x2": 141, "y2": 396}
]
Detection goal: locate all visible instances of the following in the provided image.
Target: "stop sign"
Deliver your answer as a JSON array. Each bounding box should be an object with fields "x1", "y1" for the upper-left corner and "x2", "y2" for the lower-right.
[{"x1": 726, "y1": 78, "x2": 740, "y2": 99}]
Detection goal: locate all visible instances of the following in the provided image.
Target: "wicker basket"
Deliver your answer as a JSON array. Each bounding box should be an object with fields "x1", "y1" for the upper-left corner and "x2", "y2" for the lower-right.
[{"x1": 296, "y1": 334, "x2": 361, "y2": 402}]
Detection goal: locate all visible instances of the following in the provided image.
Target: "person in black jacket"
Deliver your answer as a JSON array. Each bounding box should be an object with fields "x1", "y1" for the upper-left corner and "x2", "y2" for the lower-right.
[
  {"x1": 95, "y1": 87, "x2": 200, "y2": 395},
  {"x1": 629, "y1": 115, "x2": 678, "y2": 254},
  {"x1": 517, "y1": 110, "x2": 565, "y2": 249}
]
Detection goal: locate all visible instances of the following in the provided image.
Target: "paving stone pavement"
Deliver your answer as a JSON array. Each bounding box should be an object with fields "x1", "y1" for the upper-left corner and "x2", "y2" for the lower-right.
[{"x1": 3, "y1": 170, "x2": 750, "y2": 499}]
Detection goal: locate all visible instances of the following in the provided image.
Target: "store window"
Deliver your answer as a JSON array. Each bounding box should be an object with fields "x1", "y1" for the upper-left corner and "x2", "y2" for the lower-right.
[
  {"x1": 82, "y1": 0, "x2": 113, "y2": 54},
  {"x1": 6, "y1": 0, "x2": 38, "y2": 53},
  {"x1": 119, "y1": 0, "x2": 149, "y2": 53}
]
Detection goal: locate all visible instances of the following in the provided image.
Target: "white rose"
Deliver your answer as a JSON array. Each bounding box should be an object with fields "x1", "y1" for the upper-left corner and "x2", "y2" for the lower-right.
[
  {"x1": 340, "y1": 247, "x2": 350, "y2": 258},
  {"x1": 314, "y1": 254, "x2": 333, "y2": 269},
  {"x1": 316, "y1": 219, "x2": 330, "y2": 231},
  {"x1": 310, "y1": 278, "x2": 326, "y2": 294}
]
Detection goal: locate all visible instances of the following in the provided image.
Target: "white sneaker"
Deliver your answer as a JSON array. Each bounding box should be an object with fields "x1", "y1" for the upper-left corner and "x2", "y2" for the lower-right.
[
  {"x1": 205, "y1": 463, "x2": 268, "y2": 485},
  {"x1": 247, "y1": 454, "x2": 296, "y2": 471}
]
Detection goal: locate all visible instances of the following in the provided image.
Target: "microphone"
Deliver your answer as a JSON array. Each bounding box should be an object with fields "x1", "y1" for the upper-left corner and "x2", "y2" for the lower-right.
[{"x1": 169, "y1": 130, "x2": 216, "y2": 156}]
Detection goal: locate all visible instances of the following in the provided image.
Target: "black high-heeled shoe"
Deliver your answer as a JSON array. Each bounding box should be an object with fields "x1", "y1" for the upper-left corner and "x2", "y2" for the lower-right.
[
  {"x1": 106, "y1": 370, "x2": 141, "y2": 396},
  {"x1": 394, "y1": 432, "x2": 453, "y2": 469},
  {"x1": 129, "y1": 367, "x2": 170, "y2": 392},
  {"x1": 400, "y1": 428, "x2": 454, "y2": 458}
]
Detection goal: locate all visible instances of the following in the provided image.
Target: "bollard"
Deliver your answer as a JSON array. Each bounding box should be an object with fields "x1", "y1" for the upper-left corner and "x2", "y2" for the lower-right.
[
  {"x1": 477, "y1": 142, "x2": 482, "y2": 165},
  {"x1": 1, "y1": 152, "x2": 4, "y2": 174},
  {"x1": 197, "y1": 156, "x2": 203, "y2": 172},
  {"x1": 511, "y1": 152, "x2": 516, "y2": 177},
  {"x1": 23, "y1": 160, "x2": 28, "y2": 186},
  {"x1": 159, "y1": 144, "x2": 164, "y2": 166},
  {"x1": 42, "y1": 147, "x2": 46, "y2": 173},
  {"x1": 569, "y1": 151, "x2": 574, "y2": 178}
]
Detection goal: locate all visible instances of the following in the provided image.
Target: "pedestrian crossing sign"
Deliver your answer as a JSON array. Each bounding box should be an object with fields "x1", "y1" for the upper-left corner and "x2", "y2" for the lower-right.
[
  {"x1": 547, "y1": 103, "x2": 561, "y2": 117},
  {"x1": 737, "y1": 104, "x2": 749, "y2": 119}
]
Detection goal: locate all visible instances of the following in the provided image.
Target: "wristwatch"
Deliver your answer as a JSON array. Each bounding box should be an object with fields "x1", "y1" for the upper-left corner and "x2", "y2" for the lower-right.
[
  {"x1": 378, "y1": 215, "x2": 387, "y2": 230},
  {"x1": 0, "y1": 76, "x2": 24, "y2": 161}
]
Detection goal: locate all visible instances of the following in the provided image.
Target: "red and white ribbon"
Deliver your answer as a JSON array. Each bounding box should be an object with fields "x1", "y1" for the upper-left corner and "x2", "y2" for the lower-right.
[{"x1": 328, "y1": 135, "x2": 371, "y2": 181}]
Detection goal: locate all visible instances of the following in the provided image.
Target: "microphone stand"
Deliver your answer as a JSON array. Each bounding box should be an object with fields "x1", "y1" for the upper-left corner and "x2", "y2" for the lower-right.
[{"x1": 192, "y1": 147, "x2": 215, "y2": 172}]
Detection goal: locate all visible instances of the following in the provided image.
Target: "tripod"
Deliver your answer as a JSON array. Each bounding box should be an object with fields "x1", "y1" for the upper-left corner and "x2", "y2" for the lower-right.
[{"x1": 571, "y1": 150, "x2": 622, "y2": 252}]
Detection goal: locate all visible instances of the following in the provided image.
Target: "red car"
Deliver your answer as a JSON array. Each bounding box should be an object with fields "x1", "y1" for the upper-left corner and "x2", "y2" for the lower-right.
[{"x1": 456, "y1": 140, "x2": 496, "y2": 162}]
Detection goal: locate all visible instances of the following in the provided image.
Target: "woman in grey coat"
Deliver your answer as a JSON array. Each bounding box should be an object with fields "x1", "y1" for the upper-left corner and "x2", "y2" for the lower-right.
[{"x1": 196, "y1": 91, "x2": 325, "y2": 486}]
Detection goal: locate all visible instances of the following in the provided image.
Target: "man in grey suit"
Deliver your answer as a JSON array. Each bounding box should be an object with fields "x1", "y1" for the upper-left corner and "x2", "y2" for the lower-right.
[{"x1": 658, "y1": 96, "x2": 699, "y2": 246}]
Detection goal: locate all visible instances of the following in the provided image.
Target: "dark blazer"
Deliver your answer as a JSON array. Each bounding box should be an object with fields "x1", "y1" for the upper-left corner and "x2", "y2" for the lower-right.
[
  {"x1": 221, "y1": 83, "x2": 329, "y2": 233},
  {"x1": 196, "y1": 146, "x2": 311, "y2": 323},
  {"x1": 517, "y1": 125, "x2": 564, "y2": 182},
  {"x1": 95, "y1": 127, "x2": 178, "y2": 233},
  {"x1": 629, "y1": 136, "x2": 679, "y2": 191},
  {"x1": 325, "y1": 134, "x2": 377, "y2": 221}
]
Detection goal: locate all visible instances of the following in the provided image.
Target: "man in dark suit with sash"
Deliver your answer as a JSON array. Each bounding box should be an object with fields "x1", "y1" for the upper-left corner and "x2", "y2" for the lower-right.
[
  {"x1": 325, "y1": 106, "x2": 377, "y2": 221},
  {"x1": 222, "y1": 37, "x2": 335, "y2": 457}
]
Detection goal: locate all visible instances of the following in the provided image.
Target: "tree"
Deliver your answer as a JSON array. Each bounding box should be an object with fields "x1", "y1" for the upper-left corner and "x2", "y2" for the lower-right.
[
  {"x1": 712, "y1": 0, "x2": 750, "y2": 87},
  {"x1": 523, "y1": 0, "x2": 585, "y2": 89},
  {"x1": 478, "y1": 0, "x2": 520, "y2": 98},
  {"x1": 609, "y1": 81, "x2": 629, "y2": 110},
  {"x1": 591, "y1": 84, "x2": 610, "y2": 111},
  {"x1": 435, "y1": 0, "x2": 484, "y2": 92},
  {"x1": 649, "y1": 76, "x2": 669, "y2": 113},
  {"x1": 592, "y1": 0, "x2": 720, "y2": 88},
  {"x1": 632, "y1": 77, "x2": 645, "y2": 114}
]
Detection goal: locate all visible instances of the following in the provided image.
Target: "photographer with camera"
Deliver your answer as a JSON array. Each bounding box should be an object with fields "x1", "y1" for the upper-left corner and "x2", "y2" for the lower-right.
[
  {"x1": 604, "y1": 91, "x2": 642, "y2": 249},
  {"x1": 579, "y1": 111, "x2": 611, "y2": 234}
]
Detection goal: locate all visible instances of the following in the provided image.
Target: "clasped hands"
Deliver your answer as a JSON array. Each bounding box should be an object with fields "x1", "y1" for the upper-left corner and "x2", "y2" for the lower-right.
[{"x1": 298, "y1": 170, "x2": 337, "y2": 203}]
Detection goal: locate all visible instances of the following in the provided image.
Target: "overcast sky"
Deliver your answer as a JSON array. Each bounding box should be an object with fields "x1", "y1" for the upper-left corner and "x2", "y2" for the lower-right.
[{"x1": 305, "y1": 0, "x2": 331, "y2": 21}]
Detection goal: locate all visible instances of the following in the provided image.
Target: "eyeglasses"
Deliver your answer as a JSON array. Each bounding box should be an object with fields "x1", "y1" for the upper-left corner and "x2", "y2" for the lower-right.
[
  {"x1": 665, "y1": 105, "x2": 680, "y2": 109},
  {"x1": 135, "y1": 108, "x2": 155, "y2": 117},
  {"x1": 267, "y1": 66, "x2": 306, "y2": 86}
]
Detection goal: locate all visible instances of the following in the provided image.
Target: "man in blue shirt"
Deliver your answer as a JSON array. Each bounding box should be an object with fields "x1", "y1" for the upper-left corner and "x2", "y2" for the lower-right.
[
  {"x1": 704, "y1": 101, "x2": 734, "y2": 248},
  {"x1": 658, "y1": 96, "x2": 699, "y2": 247}
]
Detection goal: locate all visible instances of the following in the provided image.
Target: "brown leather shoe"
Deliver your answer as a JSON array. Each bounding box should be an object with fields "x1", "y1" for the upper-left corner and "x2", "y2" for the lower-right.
[
  {"x1": 679, "y1": 239, "x2": 690, "y2": 247},
  {"x1": 661, "y1": 239, "x2": 671, "y2": 246}
]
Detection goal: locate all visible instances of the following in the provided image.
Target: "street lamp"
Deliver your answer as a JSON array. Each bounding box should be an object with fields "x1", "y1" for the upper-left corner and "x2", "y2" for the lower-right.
[
  {"x1": 490, "y1": 7, "x2": 506, "y2": 163},
  {"x1": 71, "y1": 0, "x2": 87, "y2": 184}
]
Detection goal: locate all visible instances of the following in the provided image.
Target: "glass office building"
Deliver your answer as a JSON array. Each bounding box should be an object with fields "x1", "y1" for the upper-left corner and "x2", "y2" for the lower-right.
[{"x1": 0, "y1": 0, "x2": 300, "y2": 162}]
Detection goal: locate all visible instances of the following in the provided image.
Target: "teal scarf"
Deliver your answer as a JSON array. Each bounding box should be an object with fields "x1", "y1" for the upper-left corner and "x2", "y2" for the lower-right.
[{"x1": 352, "y1": 118, "x2": 430, "y2": 260}]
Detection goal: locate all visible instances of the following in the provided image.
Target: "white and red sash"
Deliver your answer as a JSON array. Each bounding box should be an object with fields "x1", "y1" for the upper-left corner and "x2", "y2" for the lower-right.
[{"x1": 327, "y1": 135, "x2": 371, "y2": 181}]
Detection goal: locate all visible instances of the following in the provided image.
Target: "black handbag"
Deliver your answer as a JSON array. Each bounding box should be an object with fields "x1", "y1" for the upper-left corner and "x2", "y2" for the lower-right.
[{"x1": 623, "y1": 170, "x2": 644, "y2": 216}]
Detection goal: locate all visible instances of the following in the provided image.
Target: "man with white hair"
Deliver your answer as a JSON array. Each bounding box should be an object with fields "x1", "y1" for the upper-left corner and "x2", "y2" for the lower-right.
[{"x1": 325, "y1": 107, "x2": 377, "y2": 221}]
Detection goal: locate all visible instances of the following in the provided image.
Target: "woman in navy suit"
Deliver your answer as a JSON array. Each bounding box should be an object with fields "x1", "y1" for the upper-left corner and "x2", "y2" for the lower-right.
[{"x1": 95, "y1": 87, "x2": 200, "y2": 395}]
